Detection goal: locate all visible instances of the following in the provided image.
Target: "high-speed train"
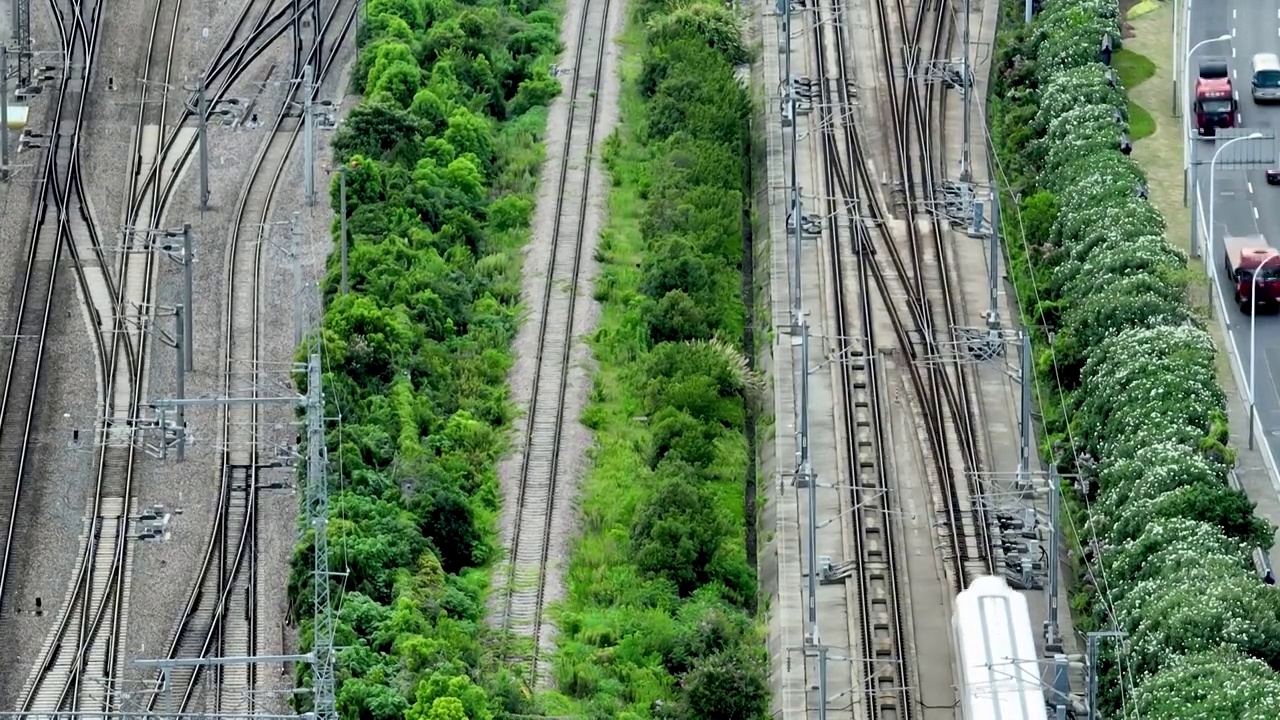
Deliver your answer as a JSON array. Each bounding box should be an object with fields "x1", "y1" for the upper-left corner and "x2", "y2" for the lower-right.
[{"x1": 952, "y1": 575, "x2": 1049, "y2": 720}]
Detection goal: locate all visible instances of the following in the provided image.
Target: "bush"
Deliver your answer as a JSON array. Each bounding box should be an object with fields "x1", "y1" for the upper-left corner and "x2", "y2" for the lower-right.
[
  {"x1": 287, "y1": 0, "x2": 566, "y2": 714},
  {"x1": 990, "y1": 0, "x2": 1278, "y2": 711}
]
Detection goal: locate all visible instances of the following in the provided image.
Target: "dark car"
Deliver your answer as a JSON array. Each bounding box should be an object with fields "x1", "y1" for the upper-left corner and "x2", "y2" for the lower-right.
[{"x1": 1268, "y1": 168, "x2": 1280, "y2": 185}]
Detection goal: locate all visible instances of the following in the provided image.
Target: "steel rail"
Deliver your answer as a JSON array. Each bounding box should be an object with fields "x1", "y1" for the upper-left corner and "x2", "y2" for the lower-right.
[{"x1": 497, "y1": 0, "x2": 612, "y2": 689}]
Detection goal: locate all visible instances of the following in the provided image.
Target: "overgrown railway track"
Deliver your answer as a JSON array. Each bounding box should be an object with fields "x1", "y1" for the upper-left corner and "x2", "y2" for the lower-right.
[{"x1": 494, "y1": 0, "x2": 612, "y2": 690}]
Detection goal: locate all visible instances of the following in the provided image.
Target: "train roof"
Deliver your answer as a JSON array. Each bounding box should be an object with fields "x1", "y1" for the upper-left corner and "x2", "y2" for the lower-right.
[{"x1": 953, "y1": 576, "x2": 1048, "y2": 720}]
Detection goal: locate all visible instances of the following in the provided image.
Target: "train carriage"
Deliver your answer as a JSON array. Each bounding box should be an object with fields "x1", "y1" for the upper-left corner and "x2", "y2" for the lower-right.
[{"x1": 952, "y1": 576, "x2": 1048, "y2": 720}]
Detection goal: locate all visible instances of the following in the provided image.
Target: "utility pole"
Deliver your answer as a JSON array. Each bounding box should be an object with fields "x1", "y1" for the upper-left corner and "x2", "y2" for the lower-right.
[
  {"x1": 181, "y1": 223, "x2": 194, "y2": 371},
  {"x1": 143, "y1": 352, "x2": 335, "y2": 720},
  {"x1": 1025, "y1": 0, "x2": 1033, "y2": 23},
  {"x1": 303, "y1": 64, "x2": 315, "y2": 207},
  {"x1": 1085, "y1": 631, "x2": 1128, "y2": 720},
  {"x1": 986, "y1": 193, "x2": 1000, "y2": 328},
  {"x1": 198, "y1": 74, "x2": 209, "y2": 212},
  {"x1": 306, "y1": 351, "x2": 336, "y2": 720},
  {"x1": 174, "y1": 305, "x2": 186, "y2": 462},
  {"x1": 1, "y1": 45, "x2": 9, "y2": 182},
  {"x1": 339, "y1": 165, "x2": 349, "y2": 295},
  {"x1": 1017, "y1": 331, "x2": 1032, "y2": 481},
  {"x1": 1044, "y1": 470, "x2": 1062, "y2": 652},
  {"x1": 292, "y1": 212, "x2": 303, "y2": 346}
]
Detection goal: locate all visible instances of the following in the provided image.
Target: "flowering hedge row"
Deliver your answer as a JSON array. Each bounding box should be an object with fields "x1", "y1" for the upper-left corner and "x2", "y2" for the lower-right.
[{"x1": 990, "y1": 0, "x2": 1280, "y2": 712}]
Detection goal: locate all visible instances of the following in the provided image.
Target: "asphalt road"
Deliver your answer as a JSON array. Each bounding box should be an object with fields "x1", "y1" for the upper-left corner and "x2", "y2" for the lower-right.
[{"x1": 1191, "y1": 0, "x2": 1280, "y2": 463}]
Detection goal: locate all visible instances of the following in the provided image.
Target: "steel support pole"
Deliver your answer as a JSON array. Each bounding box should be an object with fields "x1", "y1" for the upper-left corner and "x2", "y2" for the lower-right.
[
  {"x1": 198, "y1": 75, "x2": 209, "y2": 212},
  {"x1": 182, "y1": 223, "x2": 195, "y2": 371},
  {"x1": 175, "y1": 305, "x2": 186, "y2": 463},
  {"x1": 1045, "y1": 471, "x2": 1061, "y2": 649},
  {"x1": 0, "y1": 46, "x2": 9, "y2": 182},
  {"x1": 1018, "y1": 331, "x2": 1032, "y2": 479},
  {"x1": 960, "y1": 0, "x2": 972, "y2": 183},
  {"x1": 1246, "y1": 256, "x2": 1279, "y2": 448},
  {"x1": 303, "y1": 65, "x2": 315, "y2": 207},
  {"x1": 800, "y1": 319, "x2": 816, "y2": 638},
  {"x1": 1085, "y1": 634, "x2": 1100, "y2": 720},
  {"x1": 1190, "y1": 160, "x2": 1201, "y2": 258},
  {"x1": 785, "y1": 0, "x2": 802, "y2": 326},
  {"x1": 1171, "y1": 0, "x2": 1180, "y2": 118},
  {"x1": 292, "y1": 212, "x2": 303, "y2": 346},
  {"x1": 307, "y1": 352, "x2": 337, "y2": 720},
  {"x1": 340, "y1": 166, "x2": 349, "y2": 295},
  {"x1": 987, "y1": 193, "x2": 1000, "y2": 324},
  {"x1": 1024, "y1": 0, "x2": 1032, "y2": 23}
]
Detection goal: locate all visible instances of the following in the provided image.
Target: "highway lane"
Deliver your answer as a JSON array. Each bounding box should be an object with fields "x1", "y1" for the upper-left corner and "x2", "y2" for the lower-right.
[{"x1": 1192, "y1": 0, "x2": 1280, "y2": 468}]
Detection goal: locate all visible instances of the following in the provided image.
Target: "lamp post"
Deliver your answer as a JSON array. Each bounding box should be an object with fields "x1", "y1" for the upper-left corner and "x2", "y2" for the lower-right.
[
  {"x1": 1248, "y1": 252, "x2": 1280, "y2": 449},
  {"x1": 1207, "y1": 133, "x2": 1264, "y2": 271},
  {"x1": 1184, "y1": 34, "x2": 1233, "y2": 204}
]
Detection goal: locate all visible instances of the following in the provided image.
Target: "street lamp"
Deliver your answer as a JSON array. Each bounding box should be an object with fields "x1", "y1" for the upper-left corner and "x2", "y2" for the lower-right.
[
  {"x1": 1207, "y1": 133, "x2": 1264, "y2": 271},
  {"x1": 1184, "y1": 33, "x2": 1233, "y2": 203},
  {"x1": 1247, "y1": 252, "x2": 1280, "y2": 449}
]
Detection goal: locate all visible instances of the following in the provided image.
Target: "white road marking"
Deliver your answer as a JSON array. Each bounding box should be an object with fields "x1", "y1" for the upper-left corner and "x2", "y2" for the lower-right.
[
  {"x1": 1234, "y1": 46, "x2": 1239, "y2": 58},
  {"x1": 1233, "y1": 8, "x2": 1237, "y2": 18},
  {"x1": 1250, "y1": 181, "x2": 1256, "y2": 193},
  {"x1": 1233, "y1": 27, "x2": 1237, "y2": 37},
  {"x1": 1235, "y1": 68, "x2": 1240, "y2": 79},
  {"x1": 1255, "y1": 206, "x2": 1261, "y2": 220}
]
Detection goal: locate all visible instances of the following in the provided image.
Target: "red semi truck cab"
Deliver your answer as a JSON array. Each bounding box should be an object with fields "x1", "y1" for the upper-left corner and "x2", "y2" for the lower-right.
[
  {"x1": 1197, "y1": 60, "x2": 1237, "y2": 137},
  {"x1": 1224, "y1": 235, "x2": 1280, "y2": 313}
]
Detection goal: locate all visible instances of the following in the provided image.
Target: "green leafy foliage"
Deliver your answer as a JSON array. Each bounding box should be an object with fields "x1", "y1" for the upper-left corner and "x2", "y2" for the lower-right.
[
  {"x1": 544, "y1": 6, "x2": 767, "y2": 717},
  {"x1": 990, "y1": 0, "x2": 1279, "y2": 712},
  {"x1": 288, "y1": 0, "x2": 567, "y2": 714}
]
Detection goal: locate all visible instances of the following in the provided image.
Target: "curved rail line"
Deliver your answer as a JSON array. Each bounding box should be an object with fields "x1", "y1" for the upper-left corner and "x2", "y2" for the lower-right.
[
  {"x1": 804, "y1": 0, "x2": 995, "y2": 714},
  {"x1": 495, "y1": 0, "x2": 612, "y2": 689},
  {"x1": 146, "y1": 4, "x2": 358, "y2": 712}
]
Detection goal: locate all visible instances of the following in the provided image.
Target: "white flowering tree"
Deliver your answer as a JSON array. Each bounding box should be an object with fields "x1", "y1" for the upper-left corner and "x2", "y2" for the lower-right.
[
  {"x1": 1116, "y1": 565, "x2": 1280, "y2": 677},
  {"x1": 1035, "y1": 65, "x2": 1126, "y2": 131},
  {"x1": 1103, "y1": 517, "x2": 1249, "y2": 595},
  {"x1": 1137, "y1": 650, "x2": 1280, "y2": 718},
  {"x1": 998, "y1": 0, "x2": 1280, "y2": 707}
]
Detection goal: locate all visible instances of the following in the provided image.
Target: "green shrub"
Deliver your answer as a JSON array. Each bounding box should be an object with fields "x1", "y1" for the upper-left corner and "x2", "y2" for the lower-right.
[{"x1": 288, "y1": 0, "x2": 568, "y2": 714}]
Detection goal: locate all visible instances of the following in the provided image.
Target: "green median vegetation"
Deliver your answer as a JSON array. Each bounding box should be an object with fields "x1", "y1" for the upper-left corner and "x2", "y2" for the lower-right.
[
  {"x1": 1113, "y1": 48, "x2": 1156, "y2": 140},
  {"x1": 990, "y1": 0, "x2": 1280, "y2": 713},
  {"x1": 284, "y1": 0, "x2": 567, "y2": 715},
  {"x1": 541, "y1": 0, "x2": 771, "y2": 717}
]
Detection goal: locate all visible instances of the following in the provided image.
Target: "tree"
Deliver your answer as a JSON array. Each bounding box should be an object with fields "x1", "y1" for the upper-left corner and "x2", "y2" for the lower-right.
[
  {"x1": 631, "y1": 473, "x2": 733, "y2": 596},
  {"x1": 676, "y1": 652, "x2": 770, "y2": 720},
  {"x1": 1137, "y1": 650, "x2": 1280, "y2": 718}
]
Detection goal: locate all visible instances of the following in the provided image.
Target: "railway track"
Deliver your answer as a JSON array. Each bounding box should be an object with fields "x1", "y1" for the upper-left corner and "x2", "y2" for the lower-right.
[
  {"x1": 144, "y1": 2, "x2": 358, "y2": 712},
  {"x1": 494, "y1": 0, "x2": 612, "y2": 689},
  {"x1": 800, "y1": 0, "x2": 994, "y2": 714},
  {"x1": 3, "y1": 0, "x2": 154, "y2": 708}
]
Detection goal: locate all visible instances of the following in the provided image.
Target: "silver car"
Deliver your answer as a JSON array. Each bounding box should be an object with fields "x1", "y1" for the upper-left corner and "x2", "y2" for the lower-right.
[{"x1": 1253, "y1": 53, "x2": 1280, "y2": 102}]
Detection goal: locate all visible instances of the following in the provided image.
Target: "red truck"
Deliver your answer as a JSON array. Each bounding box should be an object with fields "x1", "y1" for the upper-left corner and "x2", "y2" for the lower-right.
[
  {"x1": 1196, "y1": 60, "x2": 1237, "y2": 137},
  {"x1": 1224, "y1": 235, "x2": 1280, "y2": 313}
]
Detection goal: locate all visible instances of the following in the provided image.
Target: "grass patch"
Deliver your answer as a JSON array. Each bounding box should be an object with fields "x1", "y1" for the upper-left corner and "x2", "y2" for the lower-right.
[{"x1": 1115, "y1": 48, "x2": 1158, "y2": 140}]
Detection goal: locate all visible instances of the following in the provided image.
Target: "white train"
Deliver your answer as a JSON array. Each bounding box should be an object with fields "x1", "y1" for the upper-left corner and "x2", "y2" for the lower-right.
[{"x1": 952, "y1": 575, "x2": 1048, "y2": 720}]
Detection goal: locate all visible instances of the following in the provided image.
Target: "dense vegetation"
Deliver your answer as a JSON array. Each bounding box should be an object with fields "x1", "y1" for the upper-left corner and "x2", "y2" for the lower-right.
[
  {"x1": 286, "y1": 0, "x2": 566, "y2": 714},
  {"x1": 990, "y1": 0, "x2": 1280, "y2": 713},
  {"x1": 541, "y1": 1, "x2": 769, "y2": 717}
]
